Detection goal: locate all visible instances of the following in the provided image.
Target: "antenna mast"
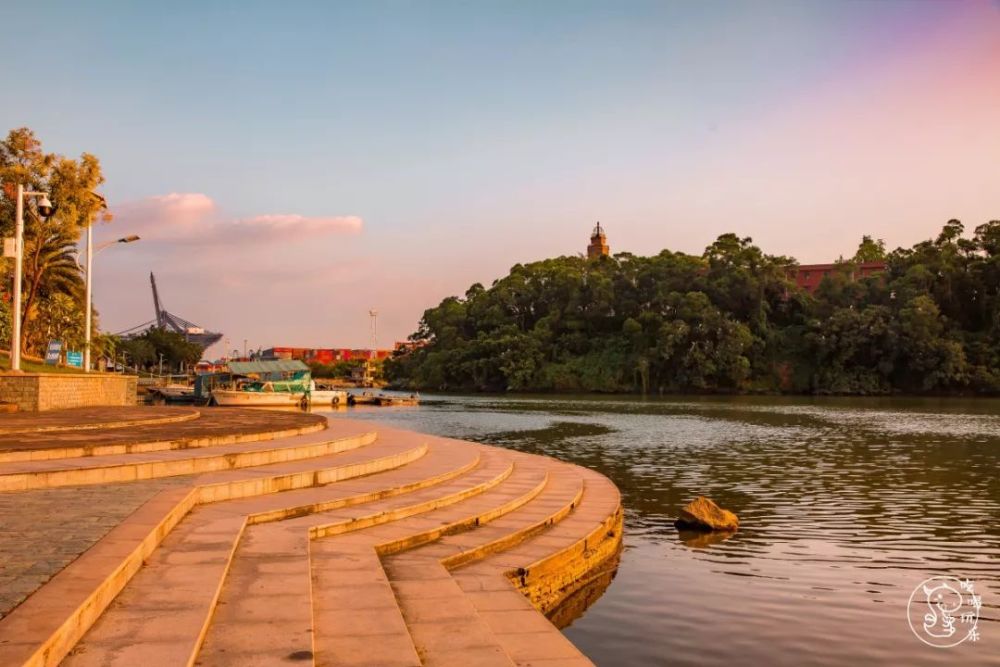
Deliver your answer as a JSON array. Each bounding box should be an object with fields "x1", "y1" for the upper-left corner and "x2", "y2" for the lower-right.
[{"x1": 369, "y1": 309, "x2": 378, "y2": 359}]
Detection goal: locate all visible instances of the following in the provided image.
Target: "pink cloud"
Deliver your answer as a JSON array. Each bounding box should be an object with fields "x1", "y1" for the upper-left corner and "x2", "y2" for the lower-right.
[
  {"x1": 108, "y1": 192, "x2": 363, "y2": 245},
  {"x1": 221, "y1": 213, "x2": 363, "y2": 241}
]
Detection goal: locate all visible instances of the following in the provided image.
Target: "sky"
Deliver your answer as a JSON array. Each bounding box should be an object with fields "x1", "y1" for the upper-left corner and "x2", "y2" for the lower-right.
[{"x1": 1, "y1": 1, "x2": 998, "y2": 354}]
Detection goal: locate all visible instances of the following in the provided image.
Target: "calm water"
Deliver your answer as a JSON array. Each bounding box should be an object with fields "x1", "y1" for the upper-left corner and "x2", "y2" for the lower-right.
[{"x1": 325, "y1": 394, "x2": 999, "y2": 666}]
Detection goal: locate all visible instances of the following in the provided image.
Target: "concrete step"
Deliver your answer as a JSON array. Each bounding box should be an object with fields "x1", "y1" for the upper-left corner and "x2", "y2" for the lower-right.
[
  {"x1": 380, "y1": 463, "x2": 587, "y2": 667},
  {"x1": 307, "y1": 460, "x2": 551, "y2": 667},
  {"x1": 3, "y1": 428, "x2": 423, "y2": 667},
  {"x1": 382, "y1": 557, "x2": 514, "y2": 667},
  {"x1": 438, "y1": 465, "x2": 585, "y2": 568},
  {"x1": 64, "y1": 434, "x2": 492, "y2": 667},
  {"x1": 0, "y1": 408, "x2": 325, "y2": 463},
  {"x1": 0, "y1": 418, "x2": 625, "y2": 667},
  {"x1": 198, "y1": 455, "x2": 538, "y2": 665},
  {"x1": 311, "y1": 545, "x2": 422, "y2": 667},
  {"x1": 196, "y1": 449, "x2": 518, "y2": 666},
  {"x1": 451, "y1": 469, "x2": 623, "y2": 666},
  {"x1": 0, "y1": 406, "x2": 201, "y2": 436},
  {"x1": 0, "y1": 427, "x2": 376, "y2": 491}
]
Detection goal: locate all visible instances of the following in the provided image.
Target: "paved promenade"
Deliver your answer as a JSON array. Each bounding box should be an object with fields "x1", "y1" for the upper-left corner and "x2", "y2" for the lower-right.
[
  {"x1": 0, "y1": 407, "x2": 622, "y2": 667},
  {"x1": 0, "y1": 478, "x2": 185, "y2": 618}
]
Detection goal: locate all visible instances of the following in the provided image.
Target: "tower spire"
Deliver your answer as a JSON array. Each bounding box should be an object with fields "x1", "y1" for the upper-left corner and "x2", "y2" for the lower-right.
[{"x1": 587, "y1": 222, "x2": 609, "y2": 259}]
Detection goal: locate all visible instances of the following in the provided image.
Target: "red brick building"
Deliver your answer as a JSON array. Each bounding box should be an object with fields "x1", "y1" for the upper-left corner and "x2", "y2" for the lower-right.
[{"x1": 790, "y1": 261, "x2": 886, "y2": 294}]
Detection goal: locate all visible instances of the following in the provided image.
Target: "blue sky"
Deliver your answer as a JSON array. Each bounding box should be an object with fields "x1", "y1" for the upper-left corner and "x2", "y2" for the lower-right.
[{"x1": 2, "y1": 1, "x2": 997, "y2": 350}]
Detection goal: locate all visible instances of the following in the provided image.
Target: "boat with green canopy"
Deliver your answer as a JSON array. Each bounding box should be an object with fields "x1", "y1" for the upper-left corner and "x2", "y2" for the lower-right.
[{"x1": 211, "y1": 360, "x2": 346, "y2": 406}]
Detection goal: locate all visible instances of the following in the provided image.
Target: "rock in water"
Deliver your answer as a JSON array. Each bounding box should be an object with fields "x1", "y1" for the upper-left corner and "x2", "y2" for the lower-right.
[{"x1": 674, "y1": 496, "x2": 739, "y2": 532}]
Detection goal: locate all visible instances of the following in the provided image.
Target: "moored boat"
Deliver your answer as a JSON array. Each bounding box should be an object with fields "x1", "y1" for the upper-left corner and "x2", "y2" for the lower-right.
[
  {"x1": 308, "y1": 385, "x2": 348, "y2": 405},
  {"x1": 157, "y1": 384, "x2": 195, "y2": 399},
  {"x1": 212, "y1": 380, "x2": 309, "y2": 407},
  {"x1": 347, "y1": 391, "x2": 419, "y2": 407}
]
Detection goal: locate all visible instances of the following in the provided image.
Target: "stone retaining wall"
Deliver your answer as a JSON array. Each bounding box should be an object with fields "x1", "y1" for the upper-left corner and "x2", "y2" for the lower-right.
[{"x1": 0, "y1": 374, "x2": 138, "y2": 412}]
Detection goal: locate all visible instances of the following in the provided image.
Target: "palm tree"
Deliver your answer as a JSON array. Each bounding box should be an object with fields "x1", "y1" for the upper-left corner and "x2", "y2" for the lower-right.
[{"x1": 21, "y1": 217, "x2": 86, "y2": 354}]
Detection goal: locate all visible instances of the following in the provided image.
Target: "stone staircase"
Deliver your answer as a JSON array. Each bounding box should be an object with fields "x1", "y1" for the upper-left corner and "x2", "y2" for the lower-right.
[{"x1": 0, "y1": 410, "x2": 622, "y2": 667}]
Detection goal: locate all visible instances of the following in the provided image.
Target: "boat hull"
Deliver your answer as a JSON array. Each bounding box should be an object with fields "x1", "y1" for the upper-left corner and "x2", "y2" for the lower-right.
[
  {"x1": 211, "y1": 390, "x2": 306, "y2": 407},
  {"x1": 310, "y1": 390, "x2": 348, "y2": 405}
]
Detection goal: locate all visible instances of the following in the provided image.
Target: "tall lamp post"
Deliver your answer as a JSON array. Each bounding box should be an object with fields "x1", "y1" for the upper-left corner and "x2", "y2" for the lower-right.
[
  {"x1": 84, "y1": 230, "x2": 140, "y2": 372},
  {"x1": 10, "y1": 184, "x2": 55, "y2": 372}
]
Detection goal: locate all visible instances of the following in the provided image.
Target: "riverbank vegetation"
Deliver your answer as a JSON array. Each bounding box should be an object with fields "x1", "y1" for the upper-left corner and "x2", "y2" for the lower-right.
[{"x1": 388, "y1": 221, "x2": 1000, "y2": 395}]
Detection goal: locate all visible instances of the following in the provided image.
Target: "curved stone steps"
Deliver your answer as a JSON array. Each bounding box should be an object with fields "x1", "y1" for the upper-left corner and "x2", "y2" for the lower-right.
[
  {"x1": 0, "y1": 409, "x2": 326, "y2": 463},
  {"x1": 194, "y1": 450, "x2": 522, "y2": 666},
  {"x1": 377, "y1": 464, "x2": 586, "y2": 667},
  {"x1": 0, "y1": 428, "x2": 375, "y2": 491},
  {"x1": 378, "y1": 467, "x2": 618, "y2": 667},
  {"x1": 0, "y1": 407, "x2": 201, "y2": 436},
  {"x1": 463, "y1": 468, "x2": 622, "y2": 595},
  {"x1": 450, "y1": 470, "x2": 622, "y2": 666},
  {"x1": 62, "y1": 436, "x2": 497, "y2": 667},
  {"x1": 306, "y1": 465, "x2": 547, "y2": 667},
  {"x1": 0, "y1": 431, "x2": 432, "y2": 667},
  {"x1": 438, "y1": 465, "x2": 585, "y2": 569},
  {"x1": 311, "y1": 546, "x2": 423, "y2": 667},
  {"x1": 0, "y1": 416, "x2": 624, "y2": 667},
  {"x1": 306, "y1": 454, "x2": 582, "y2": 667}
]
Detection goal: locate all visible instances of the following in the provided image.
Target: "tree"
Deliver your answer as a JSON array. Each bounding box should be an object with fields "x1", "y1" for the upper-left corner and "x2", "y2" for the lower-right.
[
  {"x1": 390, "y1": 221, "x2": 1000, "y2": 396},
  {"x1": 853, "y1": 235, "x2": 887, "y2": 263},
  {"x1": 0, "y1": 127, "x2": 111, "y2": 356},
  {"x1": 895, "y1": 295, "x2": 966, "y2": 390},
  {"x1": 117, "y1": 329, "x2": 202, "y2": 372}
]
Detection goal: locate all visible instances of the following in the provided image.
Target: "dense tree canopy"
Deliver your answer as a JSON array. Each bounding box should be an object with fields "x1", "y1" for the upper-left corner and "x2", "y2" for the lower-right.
[{"x1": 388, "y1": 221, "x2": 1000, "y2": 395}]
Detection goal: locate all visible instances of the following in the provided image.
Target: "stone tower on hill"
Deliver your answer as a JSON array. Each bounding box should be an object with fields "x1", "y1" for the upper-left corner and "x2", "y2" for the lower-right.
[{"x1": 587, "y1": 222, "x2": 609, "y2": 259}]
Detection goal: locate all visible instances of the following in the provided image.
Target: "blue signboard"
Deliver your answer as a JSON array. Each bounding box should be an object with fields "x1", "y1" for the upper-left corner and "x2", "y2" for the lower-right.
[
  {"x1": 45, "y1": 340, "x2": 62, "y2": 365},
  {"x1": 66, "y1": 351, "x2": 83, "y2": 368}
]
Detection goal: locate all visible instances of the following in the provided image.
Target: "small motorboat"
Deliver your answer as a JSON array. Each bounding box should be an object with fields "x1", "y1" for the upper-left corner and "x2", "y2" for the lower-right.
[
  {"x1": 308, "y1": 383, "x2": 348, "y2": 406},
  {"x1": 212, "y1": 379, "x2": 309, "y2": 407},
  {"x1": 147, "y1": 384, "x2": 196, "y2": 404},
  {"x1": 157, "y1": 384, "x2": 195, "y2": 400}
]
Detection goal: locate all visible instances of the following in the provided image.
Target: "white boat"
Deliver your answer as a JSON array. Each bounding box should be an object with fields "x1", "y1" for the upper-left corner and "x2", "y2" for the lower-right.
[
  {"x1": 309, "y1": 387, "x2": 348, "y2": 405},
  {"x1": 211, "y1": 380, "x2": 346, "y2": 407},
  {"x1": 212, "y1": 380, "x2": 308, "y2": 407},
  {"x1": 157, "y1": 384, "x2": 194, "y2": 399}
]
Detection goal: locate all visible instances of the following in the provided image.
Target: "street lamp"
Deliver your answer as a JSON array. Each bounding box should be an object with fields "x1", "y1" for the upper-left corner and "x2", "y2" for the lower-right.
[
  {"x1": 84, "y1": 229, "x2": 140, "y2": 372},
  {"x1": 10, "y1": 185, "x2": 55, "y2": 372}
]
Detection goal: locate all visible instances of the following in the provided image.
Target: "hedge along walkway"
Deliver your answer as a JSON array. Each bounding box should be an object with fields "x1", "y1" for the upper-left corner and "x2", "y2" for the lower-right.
[{"x1": 0, "y1": 414, "x2": 623, "y2": 667}]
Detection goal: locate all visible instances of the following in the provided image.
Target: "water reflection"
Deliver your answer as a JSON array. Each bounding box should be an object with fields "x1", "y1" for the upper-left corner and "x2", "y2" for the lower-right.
[
  {"x1": 325, "y1": 394, "x2": 1000, "y2": 667},
  {"x1": 547, "y1": 543, "x2": 623, "y2": 631},
  {"x1": 677, "y1": 529, "x2": 736, "y2": 549}
]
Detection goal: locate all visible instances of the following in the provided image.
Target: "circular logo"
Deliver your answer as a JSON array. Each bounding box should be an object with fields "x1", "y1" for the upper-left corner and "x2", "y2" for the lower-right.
[{"x1": 907, "y1": 576, "x2": 981, "y2": 648}]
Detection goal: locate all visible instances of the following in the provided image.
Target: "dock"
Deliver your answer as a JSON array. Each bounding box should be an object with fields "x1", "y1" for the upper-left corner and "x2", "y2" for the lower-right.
[{"x1": 0, "y1": 407, "x2": 622, "y2": 666}]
